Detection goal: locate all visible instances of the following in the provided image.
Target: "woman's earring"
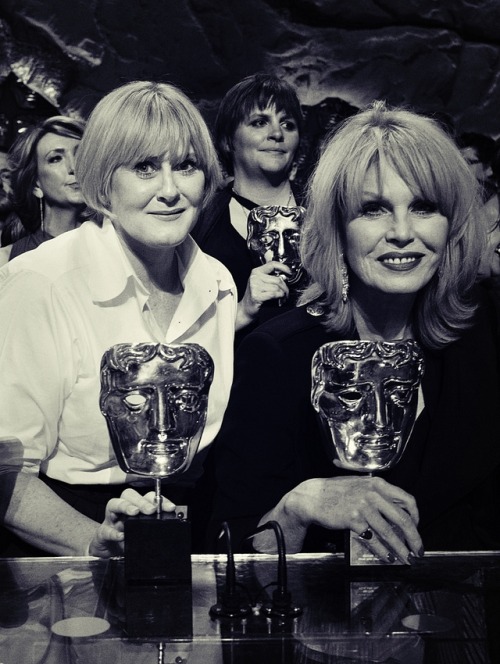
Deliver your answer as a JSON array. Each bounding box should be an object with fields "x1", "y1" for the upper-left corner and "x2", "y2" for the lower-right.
[
  {"x1": 341, "y1": 256, "x2": 349, "y2": 303},
  {"x1": 39, "y1": 197, "x2": 45, "y2": 233}
]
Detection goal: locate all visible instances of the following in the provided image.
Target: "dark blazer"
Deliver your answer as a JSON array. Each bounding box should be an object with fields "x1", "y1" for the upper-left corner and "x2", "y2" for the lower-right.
[
  {"x1": 210, "y1": 292, "x2": 500, "y2": 552},
  {"x1": 192, "y1": 185, "x2": 252, "y2": 300}
]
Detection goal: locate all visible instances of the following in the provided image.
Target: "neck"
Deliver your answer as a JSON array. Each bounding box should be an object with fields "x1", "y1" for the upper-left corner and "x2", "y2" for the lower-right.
[
  {"x1": 232, "y1": 173, "x2": 294, "y2": 207},
  {"x1": 43, "y1": 205, "x2": 83, "y2": 237},
  {"x1": 118, "y1": 236, "x2": 181, "y2": 294},
  {"x1": 351, "y1": 285, "x2": 416, "y2": 342}
]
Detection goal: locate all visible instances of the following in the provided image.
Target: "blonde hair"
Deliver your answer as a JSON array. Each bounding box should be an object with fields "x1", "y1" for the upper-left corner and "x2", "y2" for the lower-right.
[
  {"x1": 76, "y1": 81, "x2": 222, "y2": 220},
  {"x1": 299, "y1": 101, "x2": 485, "y2": 349}
]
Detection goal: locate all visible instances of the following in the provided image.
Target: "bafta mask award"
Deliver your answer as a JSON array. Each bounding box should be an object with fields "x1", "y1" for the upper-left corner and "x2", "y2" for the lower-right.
[
  {"x1": 100, "y1": 342, "x2": 214, "y2": 588},
  {"x1": 247, "y1": 205, "x2": 306, "y2": 303},
  {"x1": 311, "y1": 340, "x2": 424, "y2": 565}
]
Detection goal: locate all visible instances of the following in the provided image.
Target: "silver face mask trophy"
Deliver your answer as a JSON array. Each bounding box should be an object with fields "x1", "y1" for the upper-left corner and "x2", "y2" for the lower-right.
[
  {"x1": 100, "y1": 342, "x2": 214, "y2": 595},
  {"x1": 247, "y1": 205, "x2": 306, "y2": 303},
  {"x1": 311, "y1": 340, "x2": 425, "y2": 565},
  {"x1": 100, "y1": 341, "x2": 214, "y2": 485}
]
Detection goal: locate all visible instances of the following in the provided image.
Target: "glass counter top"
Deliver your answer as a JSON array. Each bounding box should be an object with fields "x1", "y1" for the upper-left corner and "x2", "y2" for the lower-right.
[{"x1": 0, "y1": 551, "x2": 499, "y2": 663}]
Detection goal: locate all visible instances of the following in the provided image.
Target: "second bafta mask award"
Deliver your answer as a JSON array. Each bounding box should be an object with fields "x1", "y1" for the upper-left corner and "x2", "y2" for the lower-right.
[{"x1": 311, "y1": 340, "x2": 424, "y2": 565}]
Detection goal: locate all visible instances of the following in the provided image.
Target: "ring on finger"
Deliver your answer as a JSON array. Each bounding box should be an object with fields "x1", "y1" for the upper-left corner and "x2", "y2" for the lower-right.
[{"x1": 359, "y1": 528, "x2": 373, "y2": 540}]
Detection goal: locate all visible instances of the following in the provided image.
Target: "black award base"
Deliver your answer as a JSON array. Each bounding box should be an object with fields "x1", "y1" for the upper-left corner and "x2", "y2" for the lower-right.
[{"x1": 124, "y1": 507, "x2": 192, "y2": 638}]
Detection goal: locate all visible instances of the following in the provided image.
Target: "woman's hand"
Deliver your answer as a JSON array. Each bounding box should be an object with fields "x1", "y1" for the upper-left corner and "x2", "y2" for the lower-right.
[
  {"x1": 256, "y1": 476, "x2": 423, "y2": 564},
  {"x1": 236, "y1": 262, "x2": 291, "y2": 330},
  {"x1": 88, "y1": 488, "x2": 176, "y2": 558}
]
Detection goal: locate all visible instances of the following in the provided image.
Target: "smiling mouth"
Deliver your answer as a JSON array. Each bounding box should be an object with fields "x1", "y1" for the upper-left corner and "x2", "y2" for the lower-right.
[
  {"x1": 150, "y1": 209, "x2": 185, "y2": 217},
  {"x1": 379, "y1": 255, "x2": 423, "y2": 269}
]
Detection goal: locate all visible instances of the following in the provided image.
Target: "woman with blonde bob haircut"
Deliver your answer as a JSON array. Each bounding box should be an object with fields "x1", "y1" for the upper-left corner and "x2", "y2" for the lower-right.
[
  {"x1": 0, "y1": 80, "x2": 237, "y2": 558},
  {"x1": 210, "y1": 101, "x2": 500, "y2": 560},
  {"x1": 77, "y1": 81, "x2": 222, "y2": 220}
]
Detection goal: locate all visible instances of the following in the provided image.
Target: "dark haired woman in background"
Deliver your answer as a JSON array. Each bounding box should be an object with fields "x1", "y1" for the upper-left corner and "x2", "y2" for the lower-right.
[
  {"x1": 0, "y1": 115, "x2": 86, "y2": 265},
  {"x1": 193, "y1": 73, "x2": 305, "y2": 337}
]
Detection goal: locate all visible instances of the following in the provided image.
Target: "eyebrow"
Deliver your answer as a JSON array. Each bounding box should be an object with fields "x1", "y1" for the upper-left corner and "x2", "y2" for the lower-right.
[
  {"x1": 248, "y1": 110, "x2": 293, "y2": 120},
  {"x1": 43, "y1": 147, "x2": 71, "y2": 157}
]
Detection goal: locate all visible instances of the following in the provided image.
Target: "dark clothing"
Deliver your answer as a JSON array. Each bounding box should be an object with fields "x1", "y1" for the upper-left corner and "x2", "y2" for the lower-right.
[
  {"x1": 210, "y1": 292, "x2": 500, "y2": 553},
  {"x1": 192, "y1": 183, "x2": 306, "y2": 344},
  {"x1": 9, "y1": 228, "x2": 53, "y2": 260},
  {"x1": 192, "y1": 186, "x2": 254, "y2": 300}
]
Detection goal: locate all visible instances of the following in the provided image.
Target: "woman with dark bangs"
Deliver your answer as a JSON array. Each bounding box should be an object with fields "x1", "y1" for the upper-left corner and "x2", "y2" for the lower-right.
[
  {"x1": 0, "y1": 81, "x2": 237, "y2": 557},
  {"x1": 210, "y1": 101, "x2": 500, "y2": 560},
  {"x1": 193, "y1": 73, "x2": 305, "y2": 339}
]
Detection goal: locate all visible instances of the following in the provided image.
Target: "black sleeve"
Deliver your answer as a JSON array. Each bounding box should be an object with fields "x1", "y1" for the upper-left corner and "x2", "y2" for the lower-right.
[{"x1": 208, "y1": 325, "x2": 325, "y2": 551}]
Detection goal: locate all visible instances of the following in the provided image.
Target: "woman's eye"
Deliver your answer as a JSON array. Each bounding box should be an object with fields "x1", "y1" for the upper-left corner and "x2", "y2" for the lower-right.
[
  {"x1": 281, "y1": 120, "x2": 297, "y2": 132},
  {"x1": 48, "y1": 154, "x2": 63, "y2": 164},
  {"x1": 134, "y1": 161, "x2": 158, "y2": 177},
  {"x1": 360, "y1": 202, "x2": 386, "y2": 218},
  {"x1": 175, "y1": 158, "x2": 199, "y2": 174},
  {"x1": 250, "y1": 118, "x2": 267, "y2": 128},
  {"x1": 411, "y1": 200, "x2": 439, "y2": 215}
]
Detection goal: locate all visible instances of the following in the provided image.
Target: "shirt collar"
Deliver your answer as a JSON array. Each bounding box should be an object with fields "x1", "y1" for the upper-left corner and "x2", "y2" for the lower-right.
[
  {"x1": 88, "y1": 218, "x2": 146, "y2": 303},
  {"x1": 88, "y1": 218, "x2": 235, "y2": 313}
]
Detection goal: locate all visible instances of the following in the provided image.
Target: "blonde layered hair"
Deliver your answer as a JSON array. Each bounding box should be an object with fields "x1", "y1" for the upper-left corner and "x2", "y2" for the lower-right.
[{"x1": 299, "y1": 101, "x2": 485, "y2": 349}]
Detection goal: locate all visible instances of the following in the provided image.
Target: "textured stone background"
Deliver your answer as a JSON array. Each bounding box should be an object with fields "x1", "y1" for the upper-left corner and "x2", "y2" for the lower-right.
[{"x1": 0, "y1": 0, "x2": 499, "y2": 173}]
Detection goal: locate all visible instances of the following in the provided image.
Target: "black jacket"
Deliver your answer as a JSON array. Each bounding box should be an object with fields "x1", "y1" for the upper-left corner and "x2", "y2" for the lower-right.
[{"x1": 210, "y1": 293, "x2": 500, "y2": 552}]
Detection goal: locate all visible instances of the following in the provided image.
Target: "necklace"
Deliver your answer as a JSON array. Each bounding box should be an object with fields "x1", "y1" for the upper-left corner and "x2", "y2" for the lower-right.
[
  {"x1": 229, "y1": 195, "x2": 255, "y2": 239},
  {"x1": 231, "y1": 187, "x2": 295, "y2": 240},
  {"x1": 232, "y1": 185, "x2": 294, "y2": 208}
]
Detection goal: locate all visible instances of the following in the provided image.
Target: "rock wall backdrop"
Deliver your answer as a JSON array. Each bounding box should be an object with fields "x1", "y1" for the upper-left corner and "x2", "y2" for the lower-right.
[{"x1": 1, "y1": 0, "x2": 499, "y2": 180}]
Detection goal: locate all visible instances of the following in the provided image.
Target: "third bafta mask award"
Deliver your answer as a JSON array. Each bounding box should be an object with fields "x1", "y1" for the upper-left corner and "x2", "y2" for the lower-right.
[
  {"x1": 247, "y1": 205, "x2": 306, "y2": 303},
  {"x1": 311, "y1": 340, "x2": 424, "y2": 565}
]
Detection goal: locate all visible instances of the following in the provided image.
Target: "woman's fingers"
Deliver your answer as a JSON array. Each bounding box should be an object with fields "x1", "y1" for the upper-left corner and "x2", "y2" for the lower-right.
[
  {"x1": 356, "y1": 487, "x2": 423, "y2": 563},
  {"x1": 89, "y1": 489, "x2": 176, "y2": 558},
  {"x1": 249, "y1": 272, "x2": 289, "y2": 298},
  {"x1": 373, "y1": 479, "x2": 420, "y2": 525},
  {"x1": 107, "y1": 488, "x2": 176, "y2": 522},
  {"x1": 141, "y1": 490, "x2": 176, "y2": 512},
  {"x1": 303, "y1": 476, "x2": 423, "y2": 565}
]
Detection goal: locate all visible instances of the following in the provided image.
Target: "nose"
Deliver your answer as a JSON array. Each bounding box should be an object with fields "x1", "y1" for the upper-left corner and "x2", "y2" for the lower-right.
[
  {"x1": 367, "y1": 390, "x2": 388, "y2": 430},
  {"x1": 149, "y1": 389, "x2": 173, "y2": 436},
  {"x1": 268, "y1": 119, "x2": 284, "y2": 142},
  {"x1": 385, "y1": 208, "x2": 414, "y2": 246},
  {"x1": 67, "y1": 153, "x2": 76, "y2": 175},
  {"x1": 275, "y1": 232, "x2": 286, "y2": 259},
  {"x1": 156, "y1": 165, "x2": 180, "y2": 204}
]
